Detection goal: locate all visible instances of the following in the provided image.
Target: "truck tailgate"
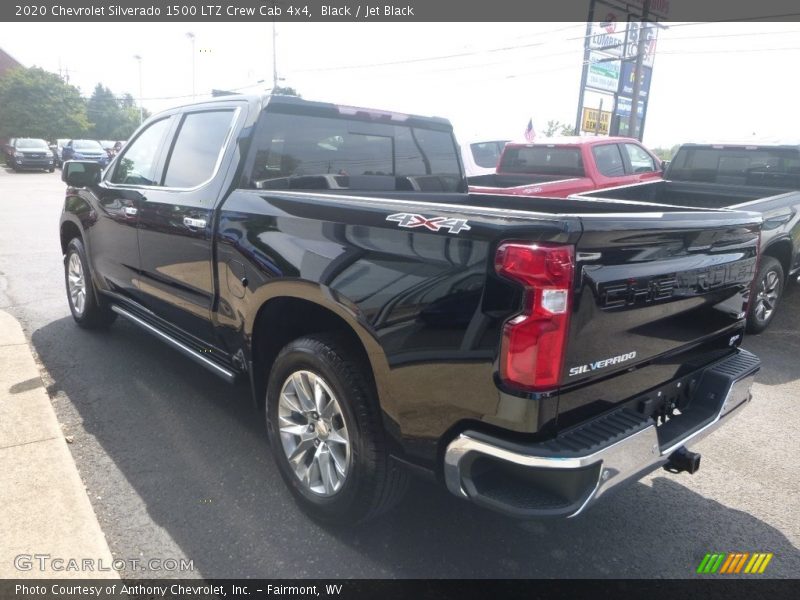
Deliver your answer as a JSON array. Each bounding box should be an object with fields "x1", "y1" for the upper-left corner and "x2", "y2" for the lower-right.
[{"x1": 559, "y1": 210, "x2": 760, "y2": 421}]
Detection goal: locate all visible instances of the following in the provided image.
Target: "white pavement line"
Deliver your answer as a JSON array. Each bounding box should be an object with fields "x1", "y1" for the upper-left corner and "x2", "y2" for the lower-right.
[{"x1": 0, "y1": 310, "x2": 118, "y2": 579}]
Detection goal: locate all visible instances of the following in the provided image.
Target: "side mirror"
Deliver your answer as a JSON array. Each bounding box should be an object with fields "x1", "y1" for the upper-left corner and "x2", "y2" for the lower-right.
[
  {"x1": 62, "y1": 160, "x2": 102, "y2": 187},
  {"x1": 661, "y1": 160, "x2": 670, "y2": 172}
]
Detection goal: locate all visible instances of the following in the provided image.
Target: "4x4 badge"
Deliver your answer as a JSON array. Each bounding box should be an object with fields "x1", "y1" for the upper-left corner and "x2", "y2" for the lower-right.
[{"x1": 386, "y1": 212, "x2": 471, "y2": 234}]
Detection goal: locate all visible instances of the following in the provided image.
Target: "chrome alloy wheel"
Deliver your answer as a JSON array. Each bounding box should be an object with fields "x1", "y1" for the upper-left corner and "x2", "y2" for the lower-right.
[
  {"x1": 754, "y1": 270, "x2": 780, "y2": 322},
  {"x1": 67, "y1": 253, "x2": 86, "y2": 316},
  {"x1": 277, "y1": 370, "x2": 351, "y2": 496}
]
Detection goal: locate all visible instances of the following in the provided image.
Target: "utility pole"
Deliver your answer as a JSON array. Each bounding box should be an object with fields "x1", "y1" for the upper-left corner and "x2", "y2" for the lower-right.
[
  {"x1": 272, "y1": 21, "x2": 278, "y2": 89},
  {"x1": 133, "y1": 54, "x2": 143, "y2": 125},
  {"x1": 627, "y1": 0, "x2": 650, "y2": 140},
  {"x1": 186, "y1": 32, "x2": 196, "y2": 100},
  {"x1": 574, "y1": 0, "x2": 596, "y2": 135}
]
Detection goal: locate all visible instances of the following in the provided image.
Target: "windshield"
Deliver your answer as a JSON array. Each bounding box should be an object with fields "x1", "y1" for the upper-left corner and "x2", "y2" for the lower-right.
[
  {"x1": 248, "y1": 110, "x2": 464, "y2": 192},
  {"x1": 73, "y1": 140, "x2": 103, "y2": 151},
  {"x1": 499, "y1": 146, "x2": 585, "y2": 177},
  {"x1": 670, "y1": 146, "x2": 800, "y2": 189},
  {"x1": 16, "y1": 138, "x2": 50, "y2": 150},
  {"x1": 470, "y1": 141, "x2": 508, "y2": 169}
]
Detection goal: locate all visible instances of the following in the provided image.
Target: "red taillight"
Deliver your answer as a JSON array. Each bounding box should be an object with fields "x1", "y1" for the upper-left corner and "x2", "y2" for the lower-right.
[{"x1": 495, "y1": 242, "x2": 574, "y2": 391}]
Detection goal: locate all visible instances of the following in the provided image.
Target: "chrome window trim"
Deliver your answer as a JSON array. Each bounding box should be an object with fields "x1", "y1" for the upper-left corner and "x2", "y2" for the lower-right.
[{"x1": 105, "y1": 106, "x2": 242, "y2": 194}]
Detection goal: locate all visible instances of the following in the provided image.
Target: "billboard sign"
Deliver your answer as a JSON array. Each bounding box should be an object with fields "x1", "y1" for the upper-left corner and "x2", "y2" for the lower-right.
[
  {"x1": 624, "y1": 21, "x2": 658, "y2": 67},
  {"x1": 586, "y1": 52, "x2": 621, "y2": 93},
  {"x1": 619, "y1": 62, "x2": 652, "y2": 98},
  {"x1": 582, "y1": 107, "x2": 611, "y2": 135},
  {"x1": 615, "y1": 96, "x2": 645, "y2": 118},
  {"x1": 588, "y1": 1, "x2": 627, "y2": 56}
]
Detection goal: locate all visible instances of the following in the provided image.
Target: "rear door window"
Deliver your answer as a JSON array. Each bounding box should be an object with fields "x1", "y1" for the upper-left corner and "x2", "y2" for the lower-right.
[
  {"x1": 593, "y1": 144, "x2": 625, "y2": 177},
  {"x1": 163, "y1": 110, "x2": 236, "y2": 188}
]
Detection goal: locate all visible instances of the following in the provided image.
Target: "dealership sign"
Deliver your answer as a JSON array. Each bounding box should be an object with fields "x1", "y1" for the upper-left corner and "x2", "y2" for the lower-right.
[{"x1": 587, "y1": 52, "x2": 620, "y2": 93}]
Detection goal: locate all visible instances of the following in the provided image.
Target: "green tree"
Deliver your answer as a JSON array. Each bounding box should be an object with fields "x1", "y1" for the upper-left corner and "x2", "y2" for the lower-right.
[
  {"x1": 0, "y1": 67, "x2": 89, "y2": 140},
  {"x1": 86, "y1": 87, "x2": 147, "y2": 140},
  {"x1": 543, "y1": 120, "x2": 574, "y2": 137},
  {"x1": 86, "y1": 83, "x2": 119, "y2": 139},
  {"x1": 272, "y1": 85, "x2": 300, "y2": 97},
  {"x1": 651, "y1": 145, "x2": 681, "y2": 160}
]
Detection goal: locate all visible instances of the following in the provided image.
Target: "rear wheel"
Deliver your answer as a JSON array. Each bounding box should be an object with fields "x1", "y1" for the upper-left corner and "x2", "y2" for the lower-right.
[
  {"x1": 265, "y1": 335, "x2": 408, "y2": 525},
  {"x1": 747, "y1": 256, "x2": 784, "y2": 334},
  {"x1": 64, "y1": 237, "x2": 116, "y2": 329}
]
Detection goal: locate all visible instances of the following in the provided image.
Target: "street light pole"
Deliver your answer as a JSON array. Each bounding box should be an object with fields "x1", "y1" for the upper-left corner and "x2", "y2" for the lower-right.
[
  {"x1": 133, "y1": 54, "x2": 143, "y2": 125},
  {"x1": 186, "y1": 32, "x2": 196, "y2": 100},
  {"x1": 272, "y1": 21, "x2": 278, "y2": 89}
]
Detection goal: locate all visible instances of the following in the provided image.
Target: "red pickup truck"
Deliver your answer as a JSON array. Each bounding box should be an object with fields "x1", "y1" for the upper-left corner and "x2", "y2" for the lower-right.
[{"x1": 468, "y1": 136, "x2": 665, "y2": 197}]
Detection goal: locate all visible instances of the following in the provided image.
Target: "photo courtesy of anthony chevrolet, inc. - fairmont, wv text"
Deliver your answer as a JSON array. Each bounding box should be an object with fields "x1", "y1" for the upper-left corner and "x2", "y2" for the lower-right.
[{"x1": 0, "y1": 0, "x2": 798, "y2": 599}]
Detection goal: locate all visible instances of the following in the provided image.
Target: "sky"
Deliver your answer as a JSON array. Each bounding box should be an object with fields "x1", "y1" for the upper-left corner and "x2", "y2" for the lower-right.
[{"x1": 1, "y1": 19, "x2": 799, "y2": 148}]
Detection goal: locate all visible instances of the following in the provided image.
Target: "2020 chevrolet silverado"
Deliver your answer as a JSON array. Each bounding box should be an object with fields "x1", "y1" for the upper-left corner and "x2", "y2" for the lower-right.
[
  {"x1": 468, "y1": 136, "x2": 664, "y2": 197},
  {"x1": 575, "y1": 141, "x2": 800, "y2": 333},
  {"x1": 60, "y1": 96, "x2": 761, "y2": 524}
]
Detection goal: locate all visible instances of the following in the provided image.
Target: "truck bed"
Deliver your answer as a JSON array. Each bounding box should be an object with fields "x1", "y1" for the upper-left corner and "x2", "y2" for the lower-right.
[
  {"x1": 467, "y1": 173, "x2": 569, "y2": 189},
  {"x1": 574, "y1": 178, "x2": 795, "y2": 210}
]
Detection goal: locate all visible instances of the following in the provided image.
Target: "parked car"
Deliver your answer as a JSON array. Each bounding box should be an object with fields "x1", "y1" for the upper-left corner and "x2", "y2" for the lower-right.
[
  {"x1": 99, "y1": 140, "x2": 116, "y2": 158},
  {"x1": 461, "y1": 139, "x2": 510, "y2": 177},
  {"x1": 574, "y1": 141, "x2": 800, "y2": 333},
  {"x1": 6, "y1": 138, "x2": 55, "y2": 172},
  {"x1": 60, "y1": 95, "x2": 761, "y2": 524},
  {"x1": 469, "y1": 136, "x2": 664, "y2": 197},
  {"x1": 50, "y1": 138, "x2": 70, "y2": 168},
  {"x1": 61, "y1": 139, "x2": 110, "y2": 167},
  {"x1": 2, "y1": 137, "x2": 17, "y2": 165}
]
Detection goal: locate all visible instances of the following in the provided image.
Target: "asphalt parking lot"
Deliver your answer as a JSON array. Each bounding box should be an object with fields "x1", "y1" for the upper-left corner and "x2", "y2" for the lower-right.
[{"x1": 1, "y1": 167, "x2": 798, "y2": 578}]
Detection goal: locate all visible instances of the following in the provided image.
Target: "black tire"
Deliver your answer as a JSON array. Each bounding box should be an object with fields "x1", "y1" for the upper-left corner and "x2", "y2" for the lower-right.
[
  {"x1": 64, "y1": 237, "x2": 117, "y2": 329},
  {"x1": 747, "y1": 256, "x2": 784, "y2": 334},
  {"x1": 266, "y1": 335, "x2": 408, "y2": 525},
  {"x1": 48, "y1": 167, "x2": 55, "y2": 173}
]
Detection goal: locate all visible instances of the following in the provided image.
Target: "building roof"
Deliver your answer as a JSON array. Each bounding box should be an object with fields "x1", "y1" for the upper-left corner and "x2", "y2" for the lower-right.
[{"x1": 0, "y1": 47, "x2": 22, "y2": 77}]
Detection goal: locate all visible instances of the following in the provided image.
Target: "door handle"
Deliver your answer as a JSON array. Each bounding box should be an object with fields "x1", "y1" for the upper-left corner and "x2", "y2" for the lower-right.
[
  {"x1": 124, "y1": 206, "x2": 138, "y2": 216},
  {"x1": 183, "y1": 217, "x2": 207, "y2": 229}
]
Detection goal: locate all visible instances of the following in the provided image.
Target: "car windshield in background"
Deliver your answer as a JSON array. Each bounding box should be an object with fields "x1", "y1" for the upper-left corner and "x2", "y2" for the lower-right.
[
  {"x1": 470, "y1": 141, "x2": 508, "y2": 168},
  {"x1": 16, "y1": 139, "x2": 49, "y2": 150},
  {"x1": 499, "y1": 146, "x2": 585, "y2": 177},
  {"x1": 670, "y1": 146, "x2": 800, "y2": 188},
  {"x1": 73, "y1": 140, "x2": 104, "y2": 151},
  {"x1": 248, "y1": 111, "x2": 463, "y2": 192}
]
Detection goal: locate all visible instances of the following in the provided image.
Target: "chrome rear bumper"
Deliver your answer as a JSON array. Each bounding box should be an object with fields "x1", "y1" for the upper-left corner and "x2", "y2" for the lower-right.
[{"x1": 443, "y1": 349, "x2": 759, "y2": 518}]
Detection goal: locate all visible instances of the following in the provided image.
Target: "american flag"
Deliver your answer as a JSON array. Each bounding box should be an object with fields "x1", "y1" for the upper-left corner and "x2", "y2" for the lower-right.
[{"x1": 524, "y1": 118, "x2": 535, "y2": 142}]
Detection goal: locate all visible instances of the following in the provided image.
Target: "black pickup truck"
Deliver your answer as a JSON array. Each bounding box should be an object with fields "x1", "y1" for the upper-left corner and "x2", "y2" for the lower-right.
[
  {"x1": 575, "y1": 142, "x2": 800, "y2": 333},
  {"x1": 60, "y1": 95, "x2": 761, "y2": 524}
]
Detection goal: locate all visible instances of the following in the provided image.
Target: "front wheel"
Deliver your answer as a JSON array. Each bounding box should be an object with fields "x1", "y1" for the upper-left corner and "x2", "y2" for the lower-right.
[
  {"x1": 266, "y1": 335, "x2": 407, "y2": 525},
  {"x1": 64, "y1": 238, "x2": 117, "y2": 329},
  {"x1": 747, "y1": 256, "x2": 784, "y2": 334}
]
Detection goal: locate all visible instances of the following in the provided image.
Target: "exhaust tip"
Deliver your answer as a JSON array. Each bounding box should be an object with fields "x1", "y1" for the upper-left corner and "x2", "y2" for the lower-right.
[{"x1": 664, "y1": 447, "x2": 701, "y2": 475}]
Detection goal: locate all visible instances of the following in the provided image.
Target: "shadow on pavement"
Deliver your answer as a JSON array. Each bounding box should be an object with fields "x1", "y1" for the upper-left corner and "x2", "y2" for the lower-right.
[{"x1": 31, "y1": 314, "x2": 799, "y2": 579}]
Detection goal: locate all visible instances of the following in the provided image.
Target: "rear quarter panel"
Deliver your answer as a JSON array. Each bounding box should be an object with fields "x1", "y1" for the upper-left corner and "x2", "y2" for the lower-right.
[{"x1": 213, "y1": 189, "x2": 578, "y2": 462}]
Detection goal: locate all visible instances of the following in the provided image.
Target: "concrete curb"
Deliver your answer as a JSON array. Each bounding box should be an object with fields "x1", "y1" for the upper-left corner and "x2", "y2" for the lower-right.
[{"x1": 0, "y1": 310, "x2": 118, "y2": 579}]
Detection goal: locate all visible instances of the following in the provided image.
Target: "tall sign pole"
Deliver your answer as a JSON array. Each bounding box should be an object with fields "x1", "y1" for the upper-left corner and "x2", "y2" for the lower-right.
[
  {"x1": 627, "y1": 0, "x2": 651, "y2": 140},
  {"x1": 574, "y1": 0, "x2": 596, "y2": 135}
]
